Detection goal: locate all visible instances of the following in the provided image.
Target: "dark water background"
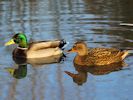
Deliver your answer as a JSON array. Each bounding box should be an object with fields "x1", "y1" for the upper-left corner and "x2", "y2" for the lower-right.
[{"x1": 0, "y1": 0, "x2": 133, "y2": 100}]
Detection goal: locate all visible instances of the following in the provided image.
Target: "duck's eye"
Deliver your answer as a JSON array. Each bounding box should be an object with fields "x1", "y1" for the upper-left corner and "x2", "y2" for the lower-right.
[
  {"x1": 76, "y1": 46, "x2": 82, "y2": 49},
  {"x1": 78, "y1": 47, "x2": 81, "y2": 49},
  {"x1": 14, "y1": 39, "x2": 17, "y2": 43},
  {"x1": 14, "y1": 37, "x2": 21, "y2": 43},
  {"x1": 73, "y1": 45, "x2": 76, "y2": 48},
  {"x1": 14, "y1": 38, "x2": 19, "y2": 43}
]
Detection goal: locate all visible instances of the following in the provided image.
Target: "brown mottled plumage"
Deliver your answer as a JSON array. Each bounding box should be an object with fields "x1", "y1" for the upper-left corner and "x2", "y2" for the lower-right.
[{"x1": 68, "y1": 42, "x2": 129, "y2": 66}]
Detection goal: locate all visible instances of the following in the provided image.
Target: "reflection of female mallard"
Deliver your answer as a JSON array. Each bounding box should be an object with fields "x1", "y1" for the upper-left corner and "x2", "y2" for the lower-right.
[
  {"x1": 65, "y1": 71, "x2": 87, "y2": 85},
  {"x1": 65, "y1": 61, "x2": 126, "y2": 85},
  {"x1": 5, "y1": 65, "x2": 27, "y2": 79},
  {"x1": 73, "y1": 61, "x2": 127, "y2": 75},
  {"x1": 68, "y1": 42, "x2": 129, "y2": 66},
  {"x1": 5, "y1": 33, "x2": 67, "y2": 59}
]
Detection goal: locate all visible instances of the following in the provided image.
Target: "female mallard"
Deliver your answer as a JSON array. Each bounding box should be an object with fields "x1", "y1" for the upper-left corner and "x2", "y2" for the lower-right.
[
  {"x1": 68, "y1": 41, "x2": 129, "y2": 66},
  {"x1": 5, "y1": 33, "x2": 67, "y2": 59}
]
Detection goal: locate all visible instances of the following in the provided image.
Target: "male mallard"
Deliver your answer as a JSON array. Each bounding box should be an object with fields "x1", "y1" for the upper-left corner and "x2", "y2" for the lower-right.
[
  {"x1": 5, "y1": 33, "x2": 67, "y2": 59},
  {"x1": 68, "y1": 41, "x2": 129, "y2": 66}
]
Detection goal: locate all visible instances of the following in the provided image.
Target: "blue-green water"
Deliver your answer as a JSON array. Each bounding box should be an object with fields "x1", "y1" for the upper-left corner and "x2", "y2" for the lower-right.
[{"x1": 0, "y1": 0, "x2": 133, "y2": 100}]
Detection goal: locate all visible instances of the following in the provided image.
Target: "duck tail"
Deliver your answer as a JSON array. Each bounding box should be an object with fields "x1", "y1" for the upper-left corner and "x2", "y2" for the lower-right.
[
  {"x1": 122, "y1": 50, "x2": 129, "y2": 60},
  {"x1": 59, "y1": 39, "x2": 69, "y2": 49}
]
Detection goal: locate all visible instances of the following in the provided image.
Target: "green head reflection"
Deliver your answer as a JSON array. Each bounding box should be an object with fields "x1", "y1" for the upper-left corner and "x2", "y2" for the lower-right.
[{"x1": 6, "y1": 64, "x2": 27, "y2": 79}]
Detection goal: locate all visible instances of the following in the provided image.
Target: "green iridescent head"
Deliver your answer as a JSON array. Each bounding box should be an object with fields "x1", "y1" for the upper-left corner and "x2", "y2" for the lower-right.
[{"x1": 5, "y1": 33, "x2": 28, "y2": 48}]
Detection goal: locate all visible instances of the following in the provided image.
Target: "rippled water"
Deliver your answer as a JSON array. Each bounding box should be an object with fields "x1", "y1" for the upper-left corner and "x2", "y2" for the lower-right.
[{"x1": 0, "y1": 0, "x2": 133, "y2": 100}]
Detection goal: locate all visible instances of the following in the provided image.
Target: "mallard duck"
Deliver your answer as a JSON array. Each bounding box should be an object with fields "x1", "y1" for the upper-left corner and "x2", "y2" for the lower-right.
[
  {"x1": 5, "y1": 33, "x2": 68, "y2": 59},
  {"x1": 68, "y1": 41, "x2": 129, "y2": 66}
]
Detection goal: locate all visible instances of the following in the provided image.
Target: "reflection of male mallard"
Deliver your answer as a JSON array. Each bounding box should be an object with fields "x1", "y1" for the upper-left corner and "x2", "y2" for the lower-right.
[
  {"x1": 5, "y1": 33, "x2": 68, "y2": 59},
  {"x1": 5, "y1": 65, "x2": 27, "y2": 79},
  {"x1": 68, "y1": 41, "x2": 129, "y2": 66}
]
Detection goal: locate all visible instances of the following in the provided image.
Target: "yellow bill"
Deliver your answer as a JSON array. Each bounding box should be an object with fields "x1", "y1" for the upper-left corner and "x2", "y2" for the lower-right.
[
  {"x1": 5, "y1": 39, "x2": 15, "y2": 46},
  {"x1": 5, "y1": 68, "x2": 15, "y2": 75}
]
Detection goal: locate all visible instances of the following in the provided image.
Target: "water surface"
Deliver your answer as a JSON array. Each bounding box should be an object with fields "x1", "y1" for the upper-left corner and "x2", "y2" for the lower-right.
[{"x1": 0, "y1": 0, "x2": 133, "y2": 100}]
